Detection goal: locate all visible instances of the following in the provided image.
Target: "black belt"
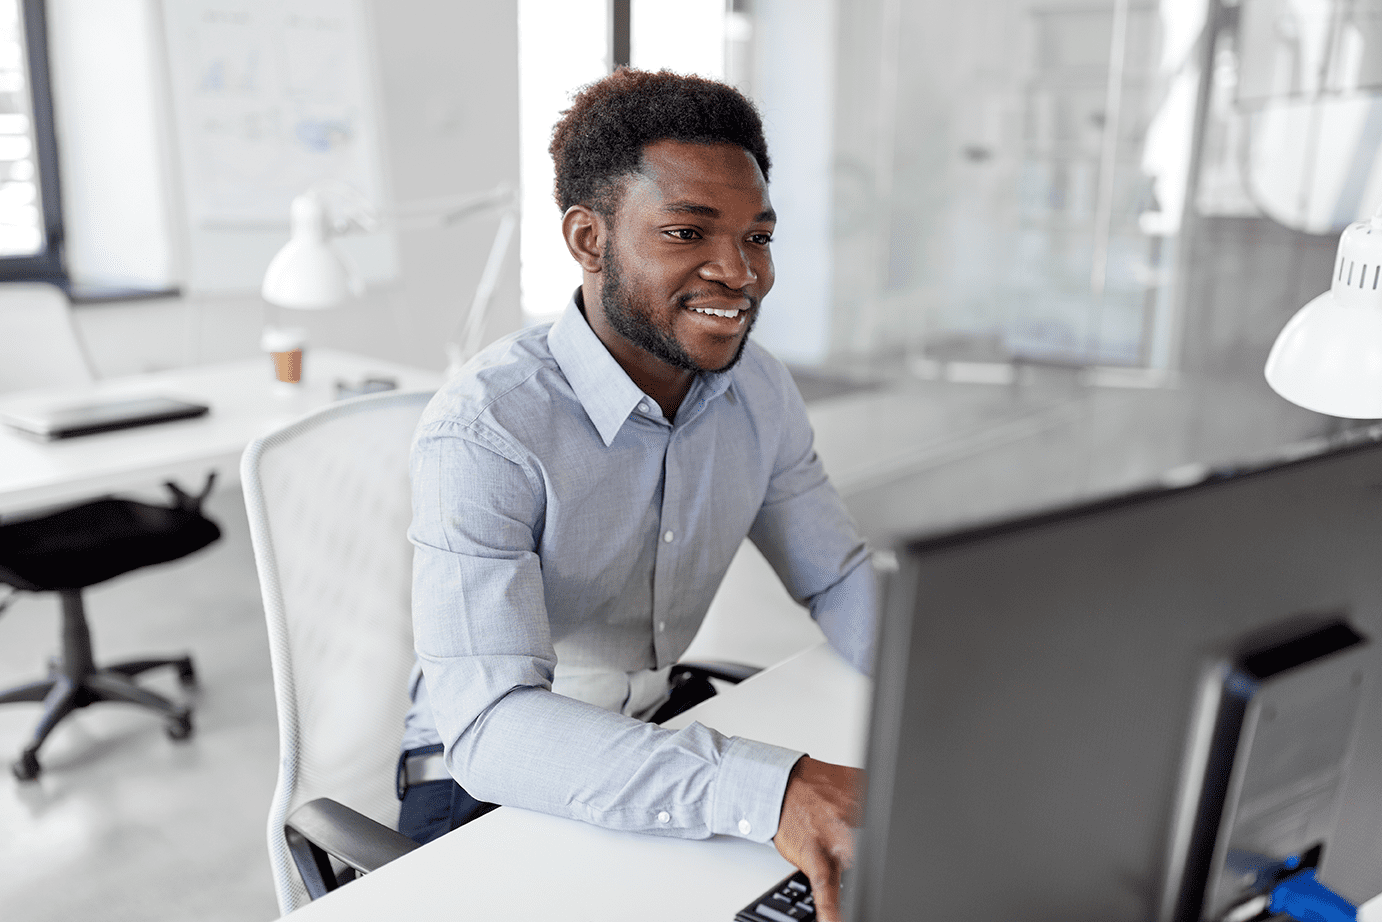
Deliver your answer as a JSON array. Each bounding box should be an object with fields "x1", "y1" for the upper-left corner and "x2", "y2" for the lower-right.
[{"x1": 395, "y1": 744, "x2": 451, "y2": 798}]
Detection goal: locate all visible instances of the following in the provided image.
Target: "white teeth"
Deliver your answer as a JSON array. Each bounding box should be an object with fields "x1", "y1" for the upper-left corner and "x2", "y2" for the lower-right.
[{"x1": 691, "y1": 306, "x2": 741, "y2": 318}]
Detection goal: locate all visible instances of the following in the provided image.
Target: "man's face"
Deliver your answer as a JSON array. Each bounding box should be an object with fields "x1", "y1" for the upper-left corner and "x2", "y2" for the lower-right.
[{"x1": 597, "y1": 140, "x2": 776, "y2": 375}]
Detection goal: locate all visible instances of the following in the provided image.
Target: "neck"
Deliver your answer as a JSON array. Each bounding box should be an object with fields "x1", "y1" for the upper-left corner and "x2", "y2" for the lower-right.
[{"x1": 579, "y1": 280, "x2": 695, "y2": 420}]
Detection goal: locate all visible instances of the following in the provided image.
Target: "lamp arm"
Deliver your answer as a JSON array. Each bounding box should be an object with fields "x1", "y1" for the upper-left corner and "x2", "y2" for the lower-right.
[
  {"x1": 446, "y1": 204, "x2": 518, "y2": 376},
  {"x1": 271, "y1": 182, "x2": 517, "y2": 370},
  {"x1": 298, "y1": 180, "x2": 382, "y2": 236},
  {"x1": 388, "y1": 185, "x2": 516, "y2": 231}
]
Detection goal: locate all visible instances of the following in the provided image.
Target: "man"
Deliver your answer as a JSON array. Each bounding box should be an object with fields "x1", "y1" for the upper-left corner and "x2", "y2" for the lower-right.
[{"x1": 400, "y1": 69, "x2": 875, "y2": 920}]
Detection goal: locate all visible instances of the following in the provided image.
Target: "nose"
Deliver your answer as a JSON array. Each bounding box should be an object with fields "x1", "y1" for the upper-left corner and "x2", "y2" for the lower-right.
[{"x1": 700, "y1": 238, "x2": 757, "y2": 291}]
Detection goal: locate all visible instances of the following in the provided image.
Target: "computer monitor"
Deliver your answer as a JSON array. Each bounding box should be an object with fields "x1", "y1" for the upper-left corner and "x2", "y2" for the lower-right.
[{"x1": 850, "y1": 431, "x2": 1382, "y2": 921}]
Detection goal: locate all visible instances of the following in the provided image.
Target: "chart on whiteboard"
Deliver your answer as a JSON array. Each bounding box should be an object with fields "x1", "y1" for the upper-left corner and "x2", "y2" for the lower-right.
[{"x1": 161, "y1": 0, "x2": 386, "y2": 228}]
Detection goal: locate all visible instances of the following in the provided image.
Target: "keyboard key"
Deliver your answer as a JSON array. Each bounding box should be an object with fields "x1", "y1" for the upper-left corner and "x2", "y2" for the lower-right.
[
  {"x1": 734, "y1": 871, "x2": 815, "y2": 922},
  {"x1": 755, "y1": 902, "x2": 809, "y2": 922}
]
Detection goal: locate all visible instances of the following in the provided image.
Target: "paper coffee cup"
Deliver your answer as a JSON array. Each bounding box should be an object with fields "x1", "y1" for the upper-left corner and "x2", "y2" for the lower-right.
[{"x1": 261, "y1": 326, "x2": 307, "y2": 384}]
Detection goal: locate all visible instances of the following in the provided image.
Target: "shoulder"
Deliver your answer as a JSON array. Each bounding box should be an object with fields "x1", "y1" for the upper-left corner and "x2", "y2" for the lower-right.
[{"x1": 420, "y1": 325, "x2": 564, "y2": 431}]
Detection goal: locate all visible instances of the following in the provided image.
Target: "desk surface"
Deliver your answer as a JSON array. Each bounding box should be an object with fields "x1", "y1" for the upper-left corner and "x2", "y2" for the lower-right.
[
  {"x1": 0, "y1": 349, "x2": 441, "y2": 515},
  {"x1": 283, "y1": 642, "x2": 872, "y2": 922},
  {"x1": 279, "y1": 638, "x2": 1382, "y2": 922}
]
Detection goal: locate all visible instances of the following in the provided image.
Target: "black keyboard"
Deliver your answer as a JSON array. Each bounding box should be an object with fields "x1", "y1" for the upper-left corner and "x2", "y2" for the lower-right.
[{"x1": 735, "y1": 870, "x2": 815, "y2": 922}]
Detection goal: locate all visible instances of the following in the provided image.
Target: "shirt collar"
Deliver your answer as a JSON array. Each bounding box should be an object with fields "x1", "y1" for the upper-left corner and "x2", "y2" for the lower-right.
[{"x1": 548, "y1": 292, "x2": 650, "y2": 446}]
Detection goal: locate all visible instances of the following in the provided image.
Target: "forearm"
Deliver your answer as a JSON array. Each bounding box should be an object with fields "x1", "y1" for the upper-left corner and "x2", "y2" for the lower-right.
[{"x1": 429, "y1": 673, "x2": 803, "y2": 842}]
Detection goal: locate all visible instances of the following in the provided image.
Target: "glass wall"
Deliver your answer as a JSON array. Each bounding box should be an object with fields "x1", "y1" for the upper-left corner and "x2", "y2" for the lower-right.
[
  {"x1": 830, "y1": 0, "x2": 1204, "y2": 374},
  {"x1": 777, "y1": 0, "x2": 1382, "y2": 538},
  {"x1": 826, "y1": 0, "x2": 1382, "y2": 382}
]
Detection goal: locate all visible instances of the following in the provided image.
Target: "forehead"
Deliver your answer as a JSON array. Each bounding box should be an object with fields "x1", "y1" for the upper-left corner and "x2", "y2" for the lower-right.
[{"x1": 618, "y1": 140, "x2": 772, "y2": 219}]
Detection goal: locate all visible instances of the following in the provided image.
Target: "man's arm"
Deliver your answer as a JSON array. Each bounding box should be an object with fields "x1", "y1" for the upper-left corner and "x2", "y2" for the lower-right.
[
  {"x1": 747, "y1": 365, "x2": 879, "y2": 921},
  {"x1": 410, "y1": 420, "x2": 803, "y2": 841},
  {"x1": 746, "y1": 366, "x2": 878, "y2": 674}
]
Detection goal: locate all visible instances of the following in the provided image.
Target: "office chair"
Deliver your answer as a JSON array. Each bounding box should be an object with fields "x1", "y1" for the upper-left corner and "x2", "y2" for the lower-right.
[
  {"x1": 244, "y1": 388, "x2": 761, "y2": 915},
  {"x1": 0, "y1": 283, "x2": 222, "y2": 781},
  {"x1": 244, "y1": 389, "x2": 435, "y2": 915}
]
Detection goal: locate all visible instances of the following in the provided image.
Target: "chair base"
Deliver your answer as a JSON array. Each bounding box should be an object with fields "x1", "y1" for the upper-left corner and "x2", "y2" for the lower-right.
[{"x1": 0, "y1": 588, "x2": 196, "y2": 781}]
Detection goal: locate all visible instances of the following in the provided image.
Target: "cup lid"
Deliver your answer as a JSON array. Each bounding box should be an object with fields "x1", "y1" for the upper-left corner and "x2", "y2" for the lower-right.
[{"x1": 260, "y1": 325, "x2": 308, "y2": 352}]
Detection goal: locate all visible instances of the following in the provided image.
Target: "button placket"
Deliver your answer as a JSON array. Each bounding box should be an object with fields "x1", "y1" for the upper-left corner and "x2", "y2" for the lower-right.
[{"x1": 651, "y1": 432, "x2": 683, "y2": 667}]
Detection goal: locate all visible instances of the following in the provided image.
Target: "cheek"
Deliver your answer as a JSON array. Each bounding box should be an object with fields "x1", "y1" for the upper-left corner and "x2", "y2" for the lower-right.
[{"x1": 759, "y1": 255, "x2": 775, "y2": 295}]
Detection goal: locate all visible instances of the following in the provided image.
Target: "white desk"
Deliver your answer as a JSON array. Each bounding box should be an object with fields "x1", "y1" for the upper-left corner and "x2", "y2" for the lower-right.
[
  {"x1": 280, "y1": 636, "x2": 1382, "y2": 922},
  {"x1": 0, "y1": 349, "x2": 442, "y2": 516},
  {"x1": 284, "y1": 642, "x2": 872, "y2": 921}
]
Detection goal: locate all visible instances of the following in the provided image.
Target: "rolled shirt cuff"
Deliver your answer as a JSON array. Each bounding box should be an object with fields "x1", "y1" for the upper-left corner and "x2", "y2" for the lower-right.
[{"x1": 710, "y1": 736, "x2": 806, "y2": 844}]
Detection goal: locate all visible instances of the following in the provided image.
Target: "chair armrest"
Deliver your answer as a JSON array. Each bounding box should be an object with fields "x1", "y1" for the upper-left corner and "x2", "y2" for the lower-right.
[
  {"x1": 671, "y1": 659, "x2": 761, "y2": 684},
  {"x1": 285, "y1": 797, "x2": 420, "y2": 900}
]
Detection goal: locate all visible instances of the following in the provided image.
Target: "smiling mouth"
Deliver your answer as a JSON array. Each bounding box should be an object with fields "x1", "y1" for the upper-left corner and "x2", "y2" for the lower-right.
[{"x1": 689, "y1": 305, "x2": 746, "y2": 319}]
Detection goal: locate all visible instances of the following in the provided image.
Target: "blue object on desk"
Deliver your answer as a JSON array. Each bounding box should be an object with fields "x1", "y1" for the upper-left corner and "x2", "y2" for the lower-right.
[{"x1": 1271, "y1": 869, "x2": 1357, "y2": 922}]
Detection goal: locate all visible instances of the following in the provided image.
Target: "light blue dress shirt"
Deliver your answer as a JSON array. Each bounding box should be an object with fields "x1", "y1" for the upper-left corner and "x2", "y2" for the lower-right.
[{"x1": 404, "y1": 295, "x2": 876, "y2": 844}]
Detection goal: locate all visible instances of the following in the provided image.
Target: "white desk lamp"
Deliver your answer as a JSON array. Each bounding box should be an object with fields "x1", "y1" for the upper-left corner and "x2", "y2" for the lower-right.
[
  {"x1": 1265, "y1": 206, "x2": 1382, "y2": 419},
  {"x1": 260, "y1": 182, "x2": 518, "y2": 377}
]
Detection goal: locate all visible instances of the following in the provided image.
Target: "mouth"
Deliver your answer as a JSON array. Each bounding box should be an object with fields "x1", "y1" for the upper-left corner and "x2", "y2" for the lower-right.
[
  {"x1": 689, "y1": 305, "x2": 747, "y2": 320},
  {"x1": 684, "y1": 296, "x2": 754, "y2": 327}
]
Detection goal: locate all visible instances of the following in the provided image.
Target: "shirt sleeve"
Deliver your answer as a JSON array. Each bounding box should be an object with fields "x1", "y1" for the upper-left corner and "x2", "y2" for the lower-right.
[
  {"x1": 747, "y1": 375, "x2": 879, "y2": 675},
  {"x1": 409, "y1": 418, "x2": 804, "y2": 842}
]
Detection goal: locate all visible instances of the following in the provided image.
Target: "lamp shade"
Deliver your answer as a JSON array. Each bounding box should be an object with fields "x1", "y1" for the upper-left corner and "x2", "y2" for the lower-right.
[
  {"x1": 260, "y1": 191, "x2": 363, "y2": 309},
  {"x1": 1265, "y1": 215, "x2": 1382, "y2": 418}
]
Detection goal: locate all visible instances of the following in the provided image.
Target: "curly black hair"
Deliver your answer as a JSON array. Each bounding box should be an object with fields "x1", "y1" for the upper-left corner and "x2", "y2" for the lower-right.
[{"x1": 549, "y1": 68, "x2": 771, "y2": 218}]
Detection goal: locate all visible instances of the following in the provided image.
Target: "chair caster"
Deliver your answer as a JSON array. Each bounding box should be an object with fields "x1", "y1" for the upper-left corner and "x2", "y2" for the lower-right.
[
  {"x1": 12, "y1": 750, "x2": 40, "y2": 781},
  {"x1": 166, "y1": 712, "x2": 194, "y2": 741},
  {"x1": 176, "y1": 658, "x2": 197, "y2": 688}
]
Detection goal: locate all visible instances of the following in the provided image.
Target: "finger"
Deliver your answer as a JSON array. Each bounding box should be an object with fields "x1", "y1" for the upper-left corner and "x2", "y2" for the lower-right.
[{"x1": 807, "y1": 855, "x2": 843, "y2": 922}]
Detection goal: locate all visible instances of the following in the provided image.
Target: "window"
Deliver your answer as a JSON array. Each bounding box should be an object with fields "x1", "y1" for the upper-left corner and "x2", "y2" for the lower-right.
[
  {"x1": 516, "y1": 0, "x2": 738, "y2": 323},
  {"x1": 0, "y1": 0, "x2": 63, "y2": 282}
]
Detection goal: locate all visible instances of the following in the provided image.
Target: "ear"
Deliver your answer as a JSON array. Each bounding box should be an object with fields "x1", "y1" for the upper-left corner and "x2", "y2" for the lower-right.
[{"x1": 561, "y1": 205, "x2": 605, "y2": 273}]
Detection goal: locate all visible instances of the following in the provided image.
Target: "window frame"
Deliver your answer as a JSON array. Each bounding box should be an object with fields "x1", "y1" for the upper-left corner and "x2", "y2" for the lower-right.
[{"x1": 0, "y1": 0, "x2": 66, "y2": 284}]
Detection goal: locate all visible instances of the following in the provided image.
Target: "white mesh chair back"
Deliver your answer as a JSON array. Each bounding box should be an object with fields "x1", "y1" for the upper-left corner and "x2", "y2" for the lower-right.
[
  {"x1": 241, "y1": 389, "x2": 434, "y2": 915},
  {"x1": 0, "y1": 283, "x2": 93, "y2": 393}
]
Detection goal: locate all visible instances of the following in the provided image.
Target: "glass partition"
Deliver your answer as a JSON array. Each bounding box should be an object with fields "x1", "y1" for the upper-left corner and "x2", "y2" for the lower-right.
[
  {"x1": 829, "y1": 0, "x2": 1204, "y2": 375},
  {"x1": 761, "y1": 0, "x2": 1382, "y2": 538}
]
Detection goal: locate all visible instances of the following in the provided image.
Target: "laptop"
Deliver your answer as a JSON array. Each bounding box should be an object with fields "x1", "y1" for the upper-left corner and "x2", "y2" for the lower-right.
[{"x1": 0, "y1": 394, "x2": 210, "y2": 440}]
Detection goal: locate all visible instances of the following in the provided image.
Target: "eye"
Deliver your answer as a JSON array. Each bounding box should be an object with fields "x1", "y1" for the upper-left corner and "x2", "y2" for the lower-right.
[
  {"x1": 666, "y1": 228, "x2": 702, "y2": 241},
  {"x1": 748, "y1": 232, "x2": 774, "y2": 246}
]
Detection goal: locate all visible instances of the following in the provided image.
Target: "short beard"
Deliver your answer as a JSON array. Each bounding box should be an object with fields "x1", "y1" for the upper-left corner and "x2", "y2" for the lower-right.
[{"x1": 600, "y1": 239, "x2": 757, "y2": 374}]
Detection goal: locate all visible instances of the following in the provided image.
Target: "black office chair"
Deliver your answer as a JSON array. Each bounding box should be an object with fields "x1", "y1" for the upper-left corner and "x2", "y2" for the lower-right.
[{"x1": 0, "y1": 475, "x2": 221, "y2": 781}]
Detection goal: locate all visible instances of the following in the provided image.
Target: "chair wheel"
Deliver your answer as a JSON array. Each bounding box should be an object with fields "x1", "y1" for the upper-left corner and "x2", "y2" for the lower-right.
[
  {"x1": 176, "y1": 658, "x2": 197, "y2": 687},
  {"x1": 166, "y1": 712, "x2": 193, "y2": 741},
  {"x1": 12, "y1": 750, "x2": 40, "y2": 781}
]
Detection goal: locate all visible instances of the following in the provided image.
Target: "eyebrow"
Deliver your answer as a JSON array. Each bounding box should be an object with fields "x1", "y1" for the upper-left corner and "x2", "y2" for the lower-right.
[{"x1": 660, "y1": 201, "x2": 777, "y2": 223}]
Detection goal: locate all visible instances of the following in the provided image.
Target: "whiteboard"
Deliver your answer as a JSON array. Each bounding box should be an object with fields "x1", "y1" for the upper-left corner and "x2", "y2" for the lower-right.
[{"x1": 160, "y1": 0, "x2": 395, "y2": 291}]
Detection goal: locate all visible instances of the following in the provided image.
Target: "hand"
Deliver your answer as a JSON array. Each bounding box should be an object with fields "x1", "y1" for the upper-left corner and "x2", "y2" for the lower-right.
[{"x1": 772, "y1": 756, "x2": 866, "y2": 922}]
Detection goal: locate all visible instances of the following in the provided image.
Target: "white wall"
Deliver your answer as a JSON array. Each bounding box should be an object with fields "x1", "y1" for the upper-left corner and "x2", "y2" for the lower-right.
[{"x1": 52, "y1": 0, "x2": 521, "y2": 378}]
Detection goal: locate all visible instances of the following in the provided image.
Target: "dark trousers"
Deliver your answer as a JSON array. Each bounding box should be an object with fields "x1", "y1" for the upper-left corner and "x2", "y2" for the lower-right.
[{"x1": 397, "y1": 670, "x2": 718, "y2": 845}]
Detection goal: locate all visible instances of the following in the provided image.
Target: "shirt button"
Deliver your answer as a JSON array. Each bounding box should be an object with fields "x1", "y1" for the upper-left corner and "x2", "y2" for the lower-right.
[
  {"x1": 657, "y1": 811, "x2": 671, "y2": 824},
  {"x1": 638, "y1": 402, "x2": 650, "y2": 413},
  {"x1": 738, "y1": 818, "x2": 752, "y2": 836},
  {"x1": 662, "y1": 530, "x2": 674, "y2": 543},
  {"x1": 658, "y1": 621, "x2": 667, "y2": 632}
]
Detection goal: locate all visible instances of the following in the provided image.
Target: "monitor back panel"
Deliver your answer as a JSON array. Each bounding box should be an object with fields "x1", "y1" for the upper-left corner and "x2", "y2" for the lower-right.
[{"x1": 854, "y1": 440, "x2": 1382, "y2": 921}]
